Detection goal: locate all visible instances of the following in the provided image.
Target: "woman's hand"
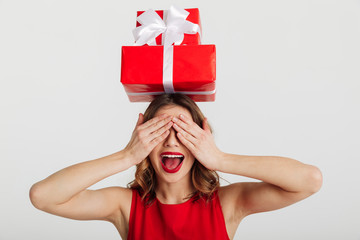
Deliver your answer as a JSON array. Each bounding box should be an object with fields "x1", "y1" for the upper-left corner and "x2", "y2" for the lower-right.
[
  {"x1": 124, "y1": 113, "x2": 173, "y2": 165},
  {"x1": 172, "y1": 115, "x2": 223, "y2": 171}
]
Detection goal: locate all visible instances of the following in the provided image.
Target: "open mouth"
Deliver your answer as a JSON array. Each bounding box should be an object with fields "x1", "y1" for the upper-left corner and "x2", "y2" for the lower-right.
[{"x1": 160, "y1": 152, "x2": 184, "y2": 173}]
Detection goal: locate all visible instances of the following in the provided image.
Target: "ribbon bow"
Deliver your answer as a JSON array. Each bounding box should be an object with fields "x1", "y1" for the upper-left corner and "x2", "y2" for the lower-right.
[
  {"x1": 133, "y1": 5, "x2": 201, "y2": 47},
  {"x1": 132, "y1": 6, "x2": 201, "y2": 93}
]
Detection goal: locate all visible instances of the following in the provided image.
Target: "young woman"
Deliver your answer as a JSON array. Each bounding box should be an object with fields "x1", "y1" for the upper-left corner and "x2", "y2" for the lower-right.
[{"x1": 30, "y1": 94, "x2": 322, "y2": 240}]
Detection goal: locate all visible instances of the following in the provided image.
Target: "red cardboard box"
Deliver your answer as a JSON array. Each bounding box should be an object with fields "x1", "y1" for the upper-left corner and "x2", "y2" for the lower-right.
[
  {"x1": 136, "y1": 8, "x2": 201, "y2": 46},
  {"x1": 121, "y1": 45, "x2": 216, "y2": 102}
]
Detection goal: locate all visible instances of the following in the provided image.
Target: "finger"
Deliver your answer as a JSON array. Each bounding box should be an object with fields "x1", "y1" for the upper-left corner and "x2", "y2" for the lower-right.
[
  {"x1": 202, "y1": 118, "x2": 211, "y2": 133},
  {"x1": 176, "y1": 132, "x2": 196, "y2": 152},
  {"x1": 136, "y1": 113, "x2": 144, "y2": 127},
  {"x1": 150, "y1": 129, "x2": 170, "y2": 147},
  {"x1": 180, "y1": 114, "x2": 204, "y2": 135},
  {"x1": 149, "y1": 121, "x2": 173, "y2": 140},
  {"x1": 173, "y1": 123, "x2": 197, "y2": 144},
  {"x1": 173, "y1": 115, "x2": 202, "y2": 138},
  {"x1": 145, "y1": 116, "x2": 173, "y2": 135},
  {"x1": 179, "y1": 114, "x2": 193, "y2": 124},
  {"x1": 140, "y1": 114, "x2": 168, "y2": 129}
]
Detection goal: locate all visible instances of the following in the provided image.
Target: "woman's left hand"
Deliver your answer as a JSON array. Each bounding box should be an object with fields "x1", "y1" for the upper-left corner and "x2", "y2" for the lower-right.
[{"x1": 172, "y1": 114, "x2": 223, "y2": 171}]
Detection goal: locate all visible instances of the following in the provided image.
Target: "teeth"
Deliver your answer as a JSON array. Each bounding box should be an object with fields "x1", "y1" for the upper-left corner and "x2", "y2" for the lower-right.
[{"x1": 161, "y1": 154, "x2": 184, "y2": 158}]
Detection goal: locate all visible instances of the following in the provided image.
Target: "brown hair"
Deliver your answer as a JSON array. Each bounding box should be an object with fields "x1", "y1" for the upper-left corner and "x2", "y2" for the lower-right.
[{"x1": 127, "y1": 94, "x2": 220, "y2": 205}]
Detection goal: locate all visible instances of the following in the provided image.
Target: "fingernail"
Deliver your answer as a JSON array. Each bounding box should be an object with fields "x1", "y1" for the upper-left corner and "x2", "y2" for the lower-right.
[
  {"x1": 179, "y1": 114, "x2": 184, "y2": 119},
  {"x1": 173, "y1": 117, "x2": 178, "y2": 122}
]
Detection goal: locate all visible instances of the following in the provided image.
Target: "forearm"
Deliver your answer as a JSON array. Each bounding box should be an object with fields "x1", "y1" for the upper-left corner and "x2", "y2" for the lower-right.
[
  {"x1": 30, "y1": 150, "x2": 133, "y2": 206},
  {"x1": 218, "y1": 153, "x2": 322, "y2": 193}
]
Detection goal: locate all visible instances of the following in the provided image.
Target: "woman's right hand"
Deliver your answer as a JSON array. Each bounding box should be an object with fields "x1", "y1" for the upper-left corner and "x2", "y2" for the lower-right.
[{"x1": 124, "y1": 113, "x2": 173, "y2": 165}]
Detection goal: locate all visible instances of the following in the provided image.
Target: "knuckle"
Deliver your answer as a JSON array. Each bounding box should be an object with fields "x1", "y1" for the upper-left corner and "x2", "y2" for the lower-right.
[
  {"x1": 140, "y1": 139, "x2": 147, "y2": 146},
  {"x1": 138, "y1": 134, "x2": 147, "y2": 142},
  {"x1": 137, "y1": 130, "x2": 144, "y2": 138}
]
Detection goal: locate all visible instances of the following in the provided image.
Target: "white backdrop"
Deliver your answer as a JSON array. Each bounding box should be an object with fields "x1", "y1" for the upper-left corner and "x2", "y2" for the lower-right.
[{"x1": 1, "y1": 0, "x2": 359, "y2": 239}]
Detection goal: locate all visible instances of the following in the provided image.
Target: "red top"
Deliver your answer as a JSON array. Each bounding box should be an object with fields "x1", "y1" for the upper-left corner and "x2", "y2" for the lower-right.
[{"x1": 127, "y1": 189, "x2": 230, "y2": 240}]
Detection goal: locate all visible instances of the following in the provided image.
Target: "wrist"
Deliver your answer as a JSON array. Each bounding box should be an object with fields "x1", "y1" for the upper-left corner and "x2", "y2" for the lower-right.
[
  {"x1": 214, "y1": 151, "x2": 227, "y2": 172},
  {"x1": 112, "y1": 149, "x2": 136, "y2": 170}
]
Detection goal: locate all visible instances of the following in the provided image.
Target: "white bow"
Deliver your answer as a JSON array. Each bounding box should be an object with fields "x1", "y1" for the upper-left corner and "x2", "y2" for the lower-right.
[{"x1": 133, "y1": 5, "x2": 201, "y2": 47}]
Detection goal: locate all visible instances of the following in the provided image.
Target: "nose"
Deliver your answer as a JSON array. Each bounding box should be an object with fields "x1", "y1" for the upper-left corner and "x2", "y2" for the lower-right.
[{"x1": 163, "y1": 127, "x2": 180, "y2": 147}]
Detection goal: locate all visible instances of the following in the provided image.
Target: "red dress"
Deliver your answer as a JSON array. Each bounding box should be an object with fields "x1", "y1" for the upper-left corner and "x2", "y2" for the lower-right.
[{"x1": 127, "y1": 189, "x2": 230, "y2": 240}]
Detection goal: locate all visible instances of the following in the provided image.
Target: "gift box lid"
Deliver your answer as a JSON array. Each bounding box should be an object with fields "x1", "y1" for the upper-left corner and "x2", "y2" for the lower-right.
[{"x1": 135, "y1": 8, "x2": 201, "y2": 46}]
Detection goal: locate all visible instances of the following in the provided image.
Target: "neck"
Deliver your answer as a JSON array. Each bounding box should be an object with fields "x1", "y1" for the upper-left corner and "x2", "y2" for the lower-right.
[{"x1": 155, "y1": 174, "x2": 196, "y2": 204}]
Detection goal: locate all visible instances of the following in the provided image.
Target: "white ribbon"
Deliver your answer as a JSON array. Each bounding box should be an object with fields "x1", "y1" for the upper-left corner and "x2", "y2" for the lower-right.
[
  {"x1": 133, "y1": 5, "x2": 201, "y2": 93},
  {"x1": 126, "y1": 89, "x2": 216, "y2": 96}
]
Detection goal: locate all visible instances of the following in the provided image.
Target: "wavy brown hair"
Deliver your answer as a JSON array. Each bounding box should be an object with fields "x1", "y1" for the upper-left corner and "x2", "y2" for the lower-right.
[{"x1": 127, "y1": 94, "x2": 220, "y2": 206}]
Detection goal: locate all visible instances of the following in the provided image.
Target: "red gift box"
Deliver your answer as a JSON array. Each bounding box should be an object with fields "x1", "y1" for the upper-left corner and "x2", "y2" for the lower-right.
[
  {"x1": 121, "y1": 45, "x2": 216, "y2": 102},
  {"x1": 136, "y1": 8, "x2": 201, "y2": 46}
]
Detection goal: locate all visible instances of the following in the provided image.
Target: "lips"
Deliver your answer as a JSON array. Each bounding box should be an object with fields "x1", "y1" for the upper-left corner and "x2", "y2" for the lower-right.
[{"x1": 160, "y1": 152, "x2": 184, "y2": 173}]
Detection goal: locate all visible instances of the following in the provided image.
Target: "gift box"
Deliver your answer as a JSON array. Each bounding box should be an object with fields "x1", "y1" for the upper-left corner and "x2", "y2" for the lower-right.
[
  {"x1": 121, "y1": 6, "x2": 216, "y2": 102},
  {"x1": 136, "y1": 8, "x2": 201, "y2": 46},
  {"x1": 121, "y1": 44, "x2": 216, "y2": 102}
]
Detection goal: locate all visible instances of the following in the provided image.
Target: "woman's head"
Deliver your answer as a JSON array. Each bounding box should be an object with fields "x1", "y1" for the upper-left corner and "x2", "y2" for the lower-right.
[{"x1": 128, "y1": 94, "x2": 219, "y2": 205}]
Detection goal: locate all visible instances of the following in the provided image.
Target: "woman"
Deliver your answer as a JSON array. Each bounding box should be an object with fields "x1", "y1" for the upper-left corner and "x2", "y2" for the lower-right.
[{"x1": 30, "y1": 94, "x2": 323, "y2": 240}]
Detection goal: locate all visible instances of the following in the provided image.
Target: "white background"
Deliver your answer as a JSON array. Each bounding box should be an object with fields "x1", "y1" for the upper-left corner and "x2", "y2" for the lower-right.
[{"x1": 1, "y1": 0, "x2": 359, "y2": 239}]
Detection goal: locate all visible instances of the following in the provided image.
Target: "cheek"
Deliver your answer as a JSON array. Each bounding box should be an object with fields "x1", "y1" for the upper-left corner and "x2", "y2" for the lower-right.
[
  {"x1": 148, "y1": 153, "x2": 157, "y2": 166},
  {"x1": 149, "y1": 147, "x2": 163, "y2": 167},
  {"x1": 149, "y1": 146, "x2": 160, "y2": 160},
  {"x1": 186, "y1": 156, "x2": 195, "y2": 166}
]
